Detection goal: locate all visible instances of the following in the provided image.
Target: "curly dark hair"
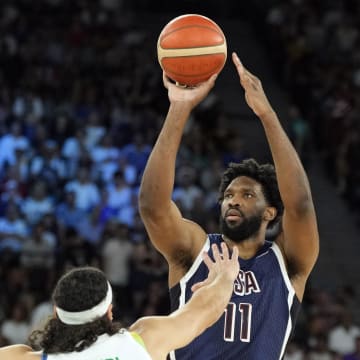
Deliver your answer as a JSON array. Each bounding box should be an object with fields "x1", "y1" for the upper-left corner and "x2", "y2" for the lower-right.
[
  {"x1": 28, "y1": 267, "x2": 122, "y2": 353},
  {"x1": 218, "y1": 159, "x2": 284, "y2": 228}
]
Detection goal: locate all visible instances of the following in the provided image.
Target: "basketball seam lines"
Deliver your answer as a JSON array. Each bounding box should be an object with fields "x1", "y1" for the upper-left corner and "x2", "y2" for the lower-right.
[
  {"x1": 160, "y1": 24, "x2": 224, "y2": 43},
  {"x1": 158, "y1": 44, "x2": 227, "y2": 59}
]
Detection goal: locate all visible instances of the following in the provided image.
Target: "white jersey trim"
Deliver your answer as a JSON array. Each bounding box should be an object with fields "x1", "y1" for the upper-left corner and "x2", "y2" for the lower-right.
[
  {"x1": 169, "y1": 237, "x2": 210, "y2": 360},
  {"x1": 178, "y1": 236, "x2": 211, "y2": 308},
  {"x1": 271, "y1": 242, "x2": 296, "y2": 360}
]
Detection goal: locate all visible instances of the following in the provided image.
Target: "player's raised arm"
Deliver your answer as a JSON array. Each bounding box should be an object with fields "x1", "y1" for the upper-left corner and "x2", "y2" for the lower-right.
[
  {"x1": 138, "y1": 73, "x2": 217, "y2": 264},
  {"x1": 130, "y1": 243, "x2": 239, "y2": 359},
  {"x1": 232, "y1": 52, "x2": 319, "y2": 298}
]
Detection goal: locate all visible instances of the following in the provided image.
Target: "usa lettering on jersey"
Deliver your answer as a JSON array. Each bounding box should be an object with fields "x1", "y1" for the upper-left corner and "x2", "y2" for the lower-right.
[
  {"x1": 223, "y1": 270, "x2": 260, "y2": 342},
  {"x1": 233, "y1": 270, "x2": 261, "y2": 296}
]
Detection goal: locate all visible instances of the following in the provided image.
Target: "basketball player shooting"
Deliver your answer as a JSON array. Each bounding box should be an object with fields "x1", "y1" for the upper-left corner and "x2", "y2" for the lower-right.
[
  {"x1": 0, "y1": 243, "x2": 239, "y2": 360},
  {"x1": 138, "y1": 52, "x2": 319, "y2": 359}
]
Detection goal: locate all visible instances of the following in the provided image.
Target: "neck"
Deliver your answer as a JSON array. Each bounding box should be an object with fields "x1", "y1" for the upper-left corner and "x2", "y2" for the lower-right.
[{"x1": 222, "y1": 234, "x2": 266, "y2": 260}]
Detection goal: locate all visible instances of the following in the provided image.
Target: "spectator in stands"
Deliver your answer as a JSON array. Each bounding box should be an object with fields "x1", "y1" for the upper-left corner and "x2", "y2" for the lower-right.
[
  {"x1": 343, "y1": 336, "x2": 360, "y2": 360},
  {"x1": 283, "y1": 340, "x2": 305, "y2": 360},
  {"x1": 105, "y1": 170, "x2": 133, "y2": 213},
  {"x1": 55, "y1": 190, "x2": 87, "y2": 230},
  {"x1": 21, "y1": 181, "x2": 54, "y2": 225},
  {"x1": 65, "y1": 166, "x2": 100, "y2": 212},
  {"x1": 101, "y1": 222, "x2": 133, "y2": 318},
  {"x1": 328, "y1": 310, "x2": 360, "y2": 356},
  {"x1": 307, "y1": 334, "x2": 334, "y2": 360},
  {"x1": 29, "y1": 140, "x2": 66, "y2": 194},
  {"x1": 1, "y1": 301, "x2": 30, "y2": 344},
  {"x1": 0, "y1": 122, "x2": 30, "y2": 172},
  {"x1": 61, "y1": 127, "x2": 88, "y2": 178},
  {"x1": 0, "y1": 204, "x2": 28, "y2": 253}
]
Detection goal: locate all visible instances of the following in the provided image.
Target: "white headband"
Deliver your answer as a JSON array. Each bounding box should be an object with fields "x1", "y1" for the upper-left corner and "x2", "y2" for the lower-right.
[{"x1": 56, "y1": 282, "x2": 113, "y2": 325}]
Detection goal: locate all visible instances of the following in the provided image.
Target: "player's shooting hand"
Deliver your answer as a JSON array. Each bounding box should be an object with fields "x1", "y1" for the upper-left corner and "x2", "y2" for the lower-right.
[
  {"x1": 191, "y1": 242, "x2": 239, "y2": 292},
  {"x1": 232, "y1": 52, "x2": 274, "y2": 118},
  {"x1": 163, "y1": 71, "x2": 217, "y2": 110}
]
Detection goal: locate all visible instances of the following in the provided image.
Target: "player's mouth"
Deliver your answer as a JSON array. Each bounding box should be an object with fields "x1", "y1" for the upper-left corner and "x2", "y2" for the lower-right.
[{"x1": 225, "y1": 209, "x2": 243, "y2": 220}]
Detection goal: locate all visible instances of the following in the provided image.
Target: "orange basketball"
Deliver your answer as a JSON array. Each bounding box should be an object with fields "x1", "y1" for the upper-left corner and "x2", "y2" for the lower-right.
[{"x1": 157, "y1": 14, "x2": 227, "y2": 86}]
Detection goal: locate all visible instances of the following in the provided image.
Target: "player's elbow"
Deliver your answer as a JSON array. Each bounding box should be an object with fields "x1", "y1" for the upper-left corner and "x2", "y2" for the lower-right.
[
  {"x1": 138, "y1": 190, "x2": 155, "y2": 218},
  {"x1": 138, "y1": 200, "x2": 165, "y2": 222}
]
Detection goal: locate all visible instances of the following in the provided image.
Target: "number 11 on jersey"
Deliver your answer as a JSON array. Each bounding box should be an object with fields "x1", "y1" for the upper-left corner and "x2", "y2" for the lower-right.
[{"x1": 224, "y1": 302, "x2": 252, "y2": 342}]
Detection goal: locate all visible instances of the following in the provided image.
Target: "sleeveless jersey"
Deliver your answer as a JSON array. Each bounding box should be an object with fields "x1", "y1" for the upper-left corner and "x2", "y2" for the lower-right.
[
  {"x1": 41, "y1": 330, "x2": 152, "y2": 360},
  {"x1": 169, "y1": 234, "x2": 301, "y2": 360}
]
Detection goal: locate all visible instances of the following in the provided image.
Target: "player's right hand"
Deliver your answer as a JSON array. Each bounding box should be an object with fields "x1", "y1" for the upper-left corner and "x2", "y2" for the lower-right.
[{"x1": 163, "y1": 71, "x2": 217, "y2": 110}]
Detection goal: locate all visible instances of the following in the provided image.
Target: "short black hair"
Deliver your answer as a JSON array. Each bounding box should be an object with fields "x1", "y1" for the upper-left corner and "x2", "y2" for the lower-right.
[{"x1": 219, "y1": 159, "x2": 283, "y2": 228}]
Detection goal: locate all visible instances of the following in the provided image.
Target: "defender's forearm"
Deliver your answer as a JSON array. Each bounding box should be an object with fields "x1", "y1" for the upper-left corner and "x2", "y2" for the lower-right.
[{"x1": 178, "y1": 272, "x2": 234, "y2": 336}]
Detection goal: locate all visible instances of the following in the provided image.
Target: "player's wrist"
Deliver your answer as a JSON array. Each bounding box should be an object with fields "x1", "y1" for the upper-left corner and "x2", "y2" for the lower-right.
[
  {"x1": 258, "y1": 109, "x2": 277, "y2": 121},
  {"x1": 215, "y1": 271, "x2": 236, "y2": 284},
  {"x1": 169, "y1": 101, "x2": 193, "y2": 115}
]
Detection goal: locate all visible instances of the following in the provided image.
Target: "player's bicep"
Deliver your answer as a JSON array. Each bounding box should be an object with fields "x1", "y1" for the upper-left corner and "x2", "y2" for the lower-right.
[
  {"x1": 280, "y1": 205, "x2": 319, "y2": 278},
  {"x1": 140, "y1": 199, "x2": 205, "y2": 260}
]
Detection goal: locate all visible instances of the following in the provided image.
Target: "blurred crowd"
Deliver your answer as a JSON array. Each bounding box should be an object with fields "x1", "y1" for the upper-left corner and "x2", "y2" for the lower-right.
[
  {"x1": 258, "y1": 0, "x2": 360, "y2": 227},
  {"x1": 253, "y1": 0, "x2": 360, "y2": 358},
  {"x1": 0, "y1": 0, "x2": 241, "y2": 344},
  {"x1": 0, "y1": 0, "x2": 359, "y2": 359}
]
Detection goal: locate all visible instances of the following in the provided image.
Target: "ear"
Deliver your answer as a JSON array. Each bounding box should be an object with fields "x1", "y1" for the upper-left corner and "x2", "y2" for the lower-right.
[
  {"x1": 263, "y1": 207, "x2": 277, "y2": 222},
  {"x1": 107, "y1": 304, "x2": 113, "y2": 321}
]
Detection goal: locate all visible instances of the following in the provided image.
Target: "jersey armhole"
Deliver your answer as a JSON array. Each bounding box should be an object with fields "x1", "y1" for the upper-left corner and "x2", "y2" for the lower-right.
[
  {"x1": 271, "y1": 242, "x2": 296, "y2": 297},
  {"x1": 130, "y1": 331, "x2": 146, "y2": 349}
]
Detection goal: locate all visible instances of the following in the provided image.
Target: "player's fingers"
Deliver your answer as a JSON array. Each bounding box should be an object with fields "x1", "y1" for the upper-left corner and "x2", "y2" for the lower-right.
[
  {"x1": 231, "y1": 246, "x2": 239, "y2": 261},
  {"x1": 212, "y1": 243, "x2": 221, "y2": 262},
  {"x1": 232, "y1": 52, "x2": 256, "y2": 79},
  {"x1": 202, "y1": 251, "x2": 214, "y2": 270},
  {"x1": 220, "y1": 242, "x2": 230, "y2": 260},
  {"x1": 232, "y1": 52, "x2": 260, "y2": 90},
  {"x1": 162, "y1": 71, "x2": 170, "y2": 88},
  {"x1": 232, "y1": 52, "x2": 244, "y2": 76},
  {"x1": 191, "y1": 281, "x2": 205, "y2": 292},
  {"x1": 197, "y1": 73, "x2": 218, "y2": 91},
  {"x1": 209, "y1": 73, "x2": 218, "y2": 83}
]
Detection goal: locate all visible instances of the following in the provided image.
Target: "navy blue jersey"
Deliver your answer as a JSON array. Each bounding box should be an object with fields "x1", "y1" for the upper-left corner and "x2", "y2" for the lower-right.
[{"x1": 169, "y1": 234, "x2": 300, "y2": 360}]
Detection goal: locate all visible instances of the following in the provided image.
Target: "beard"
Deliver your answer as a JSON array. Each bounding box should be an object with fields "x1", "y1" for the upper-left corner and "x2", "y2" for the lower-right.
[{"x1": 219, "y1": 211, "x2": 262, "y2": 243}]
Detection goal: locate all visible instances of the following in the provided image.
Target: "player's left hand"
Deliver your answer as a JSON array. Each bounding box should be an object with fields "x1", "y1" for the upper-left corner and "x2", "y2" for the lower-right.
[{"x1": 232, "y1": 52, "x2": 274, "y2": 118}]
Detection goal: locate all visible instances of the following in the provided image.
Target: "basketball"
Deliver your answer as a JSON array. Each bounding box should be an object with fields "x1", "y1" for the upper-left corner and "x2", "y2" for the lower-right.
[{"x1": 157, "y1": 14, "x2": 227, "y2": 86}]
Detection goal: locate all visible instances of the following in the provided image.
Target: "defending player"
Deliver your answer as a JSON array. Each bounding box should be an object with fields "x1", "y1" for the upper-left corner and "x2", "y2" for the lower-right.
[
  {"x1": 138, "y1": 52, "x2": 319, "y2": 359},
  {"x1": 0, "y1": 242, "x2": 239, "y2": 360}
]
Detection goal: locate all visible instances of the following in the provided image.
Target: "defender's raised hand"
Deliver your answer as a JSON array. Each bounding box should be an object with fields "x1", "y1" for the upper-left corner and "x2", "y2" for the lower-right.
[
  {"x1": 232, "y1": 52, "x2": 274, "y2": 118},
  {"x1": 191, "y1": 243, "x2": 239, "y2": 292}
]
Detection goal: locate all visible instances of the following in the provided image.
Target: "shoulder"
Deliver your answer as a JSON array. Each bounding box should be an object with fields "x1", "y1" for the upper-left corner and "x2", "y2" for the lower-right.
[
  {"x1": 130, "y1": 316, "x2": 165, "y2": 345},
  {"x1": 130, "y1": 316, "x2": 174, "y2": 358},
  {"x1": 0, "y1": 344, "x2": 32, "y2": 353},
  {"x1": 0, "y1": 345, "x2": 39, "y2": 360}
]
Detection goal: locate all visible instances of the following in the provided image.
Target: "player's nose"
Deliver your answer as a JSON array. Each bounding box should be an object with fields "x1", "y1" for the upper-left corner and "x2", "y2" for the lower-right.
[{"x1": 228, "y1": 196, "x2": 241, "y2": 207}]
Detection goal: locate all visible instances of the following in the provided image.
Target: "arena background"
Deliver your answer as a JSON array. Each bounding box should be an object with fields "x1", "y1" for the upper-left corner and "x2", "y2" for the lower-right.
[{"x1": 0, "y1": 0, "x2": 359, "y2": 358}]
